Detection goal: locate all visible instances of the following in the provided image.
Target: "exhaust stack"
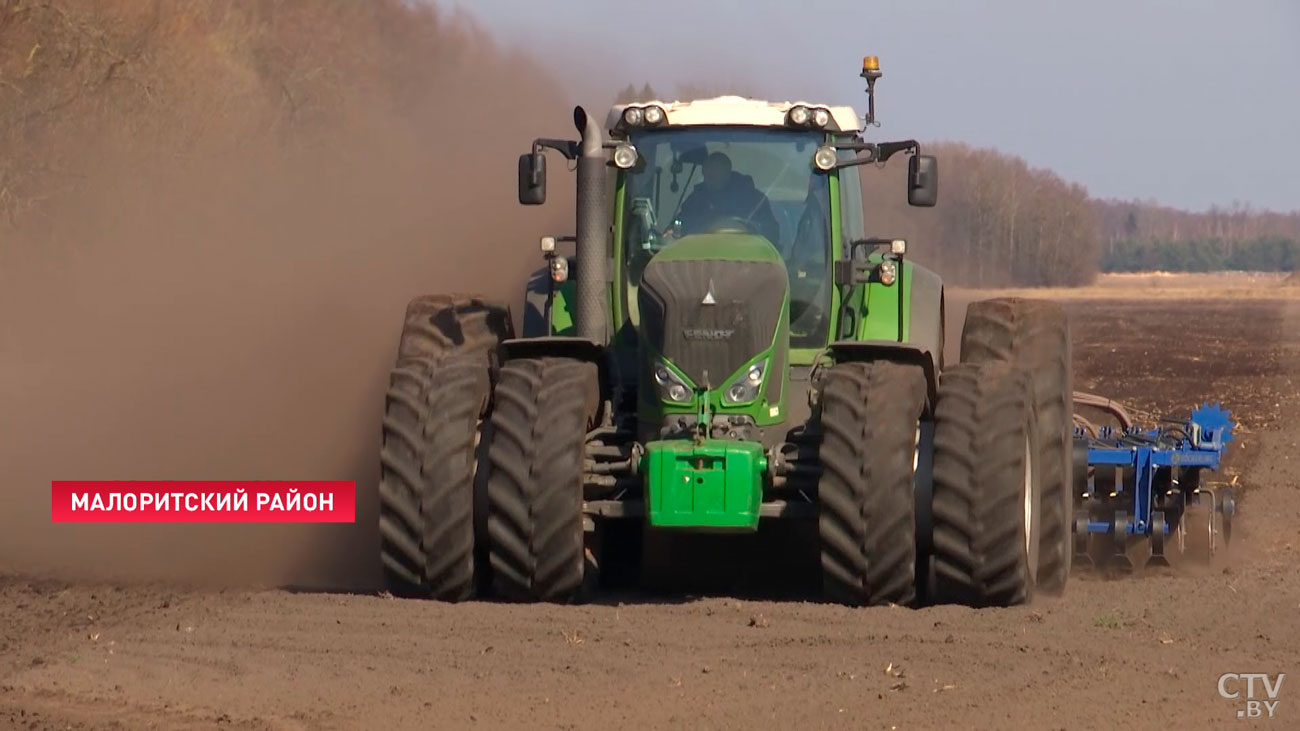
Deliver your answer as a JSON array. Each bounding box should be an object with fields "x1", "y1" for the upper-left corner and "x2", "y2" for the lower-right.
[{"x1": 573, "y1": 106, "x2": 609, "y2": 344}]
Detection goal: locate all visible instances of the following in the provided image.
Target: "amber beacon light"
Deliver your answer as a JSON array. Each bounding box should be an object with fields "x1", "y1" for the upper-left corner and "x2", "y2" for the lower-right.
[{"x1": 861, "y1": 55, "x2": 883, "y2": 125}]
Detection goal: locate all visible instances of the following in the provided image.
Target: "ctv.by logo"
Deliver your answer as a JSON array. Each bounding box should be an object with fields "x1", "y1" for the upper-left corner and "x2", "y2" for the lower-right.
[{"x1": 1219, "y1": 673, "x2": 1285, "y2": 719}]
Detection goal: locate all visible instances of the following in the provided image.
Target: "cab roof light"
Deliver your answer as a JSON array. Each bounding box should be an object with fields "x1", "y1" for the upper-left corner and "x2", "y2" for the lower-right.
[
  {"x1": 786, "y1": 104, "x2": 834, "y2": 129},
  {"x1": 620, "y1": 104, "x2": 668, "y2": 130}
]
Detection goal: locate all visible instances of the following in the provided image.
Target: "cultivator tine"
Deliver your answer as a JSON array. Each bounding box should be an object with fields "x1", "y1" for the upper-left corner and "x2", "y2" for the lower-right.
[
  {"x1": 1072, "y1": 511, "x2": 1096, "y2": 570},
  {"x1": 1219, "y1": 486, "x2": 1236, "y2": 544},
  {"x1": 1108, "y1": 510, "x2": 1136, "y2": 573},
  {"x1": 1200, "y1": 486, "x2": 1220, "y2": 557},
  {"x1": 1147, "y1": 510, "x2": 1171, "y2": 569}
]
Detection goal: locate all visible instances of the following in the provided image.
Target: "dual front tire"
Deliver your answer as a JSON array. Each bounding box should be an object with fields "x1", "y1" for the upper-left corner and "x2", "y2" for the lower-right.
[
  {"x1": 378, "y1": 295, "x2": 514, "y2": 600},
  {"x1": 958, "y1": 298, "x2": 1074, "y2": 594},
  {"x1": 815, "y1": 361, "x2": 926, "y2": 607},
  {"x1": 815, "y1": 297, "x2": 1070, "y2": 608},
  {"x1": 378, "y1": 354, "x2": 489, "y2": 600},
  {"x1": 926, "y1": 297, "x2": 1072, "y2": 606},
  {"x1": 928, "y1": 360, "x2": 1041, "y2": 606},
  {"x1": 483, "y1": 357, "x2": 599, "y2": 602},
  {"x1": 378, "y1": 290, "x2": 598, "y2": 604}
]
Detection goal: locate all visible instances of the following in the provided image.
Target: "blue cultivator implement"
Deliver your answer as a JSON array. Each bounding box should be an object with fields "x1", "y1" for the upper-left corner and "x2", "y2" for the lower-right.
[{"x1": 1071, "y1": 395, "x2": 1237, "y2": 572}]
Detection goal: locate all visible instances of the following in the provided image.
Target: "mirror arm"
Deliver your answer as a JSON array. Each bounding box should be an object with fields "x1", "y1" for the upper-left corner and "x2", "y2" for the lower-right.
[
  {"x1": 533, "y1": 138, "x2": 581, "y2": 161},
  {"x1": 874, "y1": 139, "x2": 920, "y2": 163},
  {"x1": 823, "y1": 139, "x2": 922, "y2": 171}
]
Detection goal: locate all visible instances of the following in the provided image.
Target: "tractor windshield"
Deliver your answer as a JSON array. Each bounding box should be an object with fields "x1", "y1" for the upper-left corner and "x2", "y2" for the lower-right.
[{"x1": 621, "y1": 126, "x2": 832, "y2": 347}]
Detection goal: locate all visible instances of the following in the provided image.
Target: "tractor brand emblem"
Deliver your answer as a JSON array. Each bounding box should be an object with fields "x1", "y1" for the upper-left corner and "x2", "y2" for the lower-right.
[
  {"x1": 702, "y1": 279, "x2": 717, "y2": 306},
  {"x1": 683, "y1": 328, "x2": 734, "y2": 341}
]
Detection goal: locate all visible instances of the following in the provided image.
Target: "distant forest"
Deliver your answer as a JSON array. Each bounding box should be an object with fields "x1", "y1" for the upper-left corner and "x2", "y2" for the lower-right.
[
  {"x1": 1093, "y1": 200, "x2": 1300, "y2": 273},
  {"x1": 615, "y1": 84, "x2": 1300, "y2": 286}
]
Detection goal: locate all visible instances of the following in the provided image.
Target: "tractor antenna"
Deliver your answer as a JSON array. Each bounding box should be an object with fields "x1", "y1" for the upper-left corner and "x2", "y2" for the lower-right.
[{"x1": 861, "y1": 56, "x2": 882, "y2": 127}]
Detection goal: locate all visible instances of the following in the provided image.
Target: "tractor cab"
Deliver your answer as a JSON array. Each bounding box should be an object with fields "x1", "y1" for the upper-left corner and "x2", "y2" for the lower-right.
[
  {"x1": 521, "y1": 62, "x2": 940, "y2": 378},
  {"x1": 611, "y1": 108, "x2": 851, "y2": 349}
]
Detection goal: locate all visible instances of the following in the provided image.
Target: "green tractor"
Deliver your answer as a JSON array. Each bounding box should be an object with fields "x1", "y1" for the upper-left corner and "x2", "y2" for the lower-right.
[{"x1": 378, "y1": 57, "x2": 1074, "y2": 607}]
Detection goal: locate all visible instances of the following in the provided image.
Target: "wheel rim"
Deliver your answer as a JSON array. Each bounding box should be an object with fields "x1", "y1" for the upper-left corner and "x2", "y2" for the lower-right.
[
  {"x1": 1024, "y1": 435, "x2": 1034, "y2": 557},
  {"x1": 912, "y1": 425, "x2": 921, "y2": 473}
]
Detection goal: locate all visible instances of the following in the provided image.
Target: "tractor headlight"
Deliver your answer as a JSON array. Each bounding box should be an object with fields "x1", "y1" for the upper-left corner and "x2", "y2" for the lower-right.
[
  {"x1": 642, "y1": 105, "x2": 666, "y2": 125},
  {"x1": 722, "y1": 359, "x2": 767, "y2": 405},
  {"x1": 813, "y1": 145, "x2": 838, "y2": 172},
  {"x1": 878, "y1": 260, "x2": 897, "y2": 286},
  {"x1": 811, "y1": 107, "x2": 831, "y2": 128},
  {"x1": 788, "y1": 105, "x2": 811, "y2": 126},
  {"x1": 653, "y1": 360, "x2": 693, "y2": 404},
  {"x1": 622, "y1": 106, "x2": 644, "y2": 127},
  {"x1": 613, "y1": 143, "x2": 638, "y2": 169}
]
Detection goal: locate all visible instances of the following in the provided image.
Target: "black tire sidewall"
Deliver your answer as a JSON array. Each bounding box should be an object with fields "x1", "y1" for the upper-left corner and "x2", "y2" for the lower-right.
[
  {"x1": 378, "y1": 353, "x2": 489, "y2": 600},
  {"x1": 930, "y1": 361, "x2": 1041, "y2": 607},
  {"x1": 484, "y1": 357, "x2": 598, "y2": 602},
  {"x1": 958, "y1": 298, "x2": 1071, "y2": 593},
  {"x1": 816, "y1": 361, "x2": 927, "y2": 607}
]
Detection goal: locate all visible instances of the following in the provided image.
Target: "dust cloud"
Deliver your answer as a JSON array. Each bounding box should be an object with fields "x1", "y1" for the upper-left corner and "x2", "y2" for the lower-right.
[{"x1": 0, "y1": 1, "x2": 592, "y2": 590}]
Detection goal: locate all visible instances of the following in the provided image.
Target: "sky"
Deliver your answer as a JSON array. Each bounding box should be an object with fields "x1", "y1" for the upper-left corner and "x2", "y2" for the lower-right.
[{"x1": 442, "y1": 0, "x2": 1299, "y2": 214}]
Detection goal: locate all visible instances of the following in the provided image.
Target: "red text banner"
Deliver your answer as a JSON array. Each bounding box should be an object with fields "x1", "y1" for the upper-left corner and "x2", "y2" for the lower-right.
[{"x1": 51, "y1": 481, "x2": 356, "y2": 523}]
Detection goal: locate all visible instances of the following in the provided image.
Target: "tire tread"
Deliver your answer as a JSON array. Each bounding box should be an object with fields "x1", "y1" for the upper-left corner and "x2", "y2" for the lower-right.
[{"x1": 817, "y1": 361, "x2": 926, "y2": 606}]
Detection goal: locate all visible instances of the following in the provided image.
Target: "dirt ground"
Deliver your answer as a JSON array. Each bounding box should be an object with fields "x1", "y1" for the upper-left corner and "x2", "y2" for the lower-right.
[{"x1": 3, "y1": 293, "x2": 1299, "y2": 730}]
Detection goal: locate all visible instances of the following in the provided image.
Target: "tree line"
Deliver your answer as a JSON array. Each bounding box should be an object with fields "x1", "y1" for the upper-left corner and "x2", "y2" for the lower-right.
[
  {"x1": 613, "y1": 83, "x2": 1297, "y2": 285},
  {"x1": 1094, "y1": 199, "x2": 1300, "y2": 273},
  {"x1": 1099, "y1": 237, "x2": 1299, "y2": 273}
]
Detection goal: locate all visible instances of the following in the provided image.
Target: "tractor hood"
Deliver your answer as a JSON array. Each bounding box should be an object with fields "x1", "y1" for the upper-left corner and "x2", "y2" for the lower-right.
[{"x1": 636, "y1": 233, "x2": 789, "y2": 400}]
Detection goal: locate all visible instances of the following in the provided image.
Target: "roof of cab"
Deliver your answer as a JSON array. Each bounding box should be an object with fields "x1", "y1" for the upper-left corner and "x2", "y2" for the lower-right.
[{"x1": 606, "y1": 95, "x2": 862, "y2": 134}]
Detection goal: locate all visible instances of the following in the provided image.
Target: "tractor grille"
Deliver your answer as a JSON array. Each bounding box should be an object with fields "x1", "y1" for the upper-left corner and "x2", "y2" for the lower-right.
[{"x1": 638, "y1": 258, "x2": 787, "y2": 387}]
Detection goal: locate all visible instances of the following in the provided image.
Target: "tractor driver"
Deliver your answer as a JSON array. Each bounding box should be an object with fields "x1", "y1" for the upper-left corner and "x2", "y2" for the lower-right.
[{"x1": 674, "y1": 152, "x2": 782, "y2": 244}]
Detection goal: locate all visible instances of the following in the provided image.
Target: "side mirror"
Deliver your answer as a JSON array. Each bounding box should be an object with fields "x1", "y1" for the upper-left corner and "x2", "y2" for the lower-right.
[
  {"x1": 907, "y1": 154, "x2": 938, "y2": 207},
  {"x1": 518, "y1": 152, "x2": 547, "y2": 205}
]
